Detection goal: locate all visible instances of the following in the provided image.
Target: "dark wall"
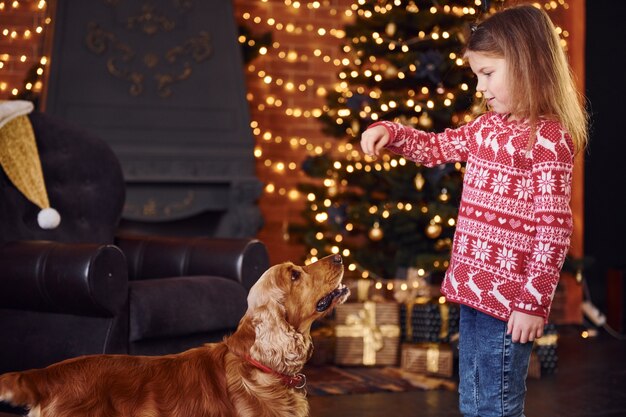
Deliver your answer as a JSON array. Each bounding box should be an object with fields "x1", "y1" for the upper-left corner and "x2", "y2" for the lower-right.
[{"x1": 584, "y1": 2, "x2": 626, "y2": 311}]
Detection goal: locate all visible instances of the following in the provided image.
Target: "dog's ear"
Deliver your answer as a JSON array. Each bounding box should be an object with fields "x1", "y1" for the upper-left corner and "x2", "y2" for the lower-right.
[
  {"x1": 249, "y1": 302, "x2": 311, "y2": 375},
  {"x1": 246, "y1": 264, "x2": 286, "y2": 312}
]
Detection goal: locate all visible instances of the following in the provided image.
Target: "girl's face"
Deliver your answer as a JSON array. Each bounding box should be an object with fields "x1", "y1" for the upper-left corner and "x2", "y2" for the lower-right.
[{"x1": 466, "y1": 51, "x2": 512, "y2": 116}]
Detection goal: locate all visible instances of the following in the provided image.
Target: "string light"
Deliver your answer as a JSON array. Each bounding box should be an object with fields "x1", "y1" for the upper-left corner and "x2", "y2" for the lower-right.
[
  {"x1": 240, "y1": 10, "x2": 345, "y2": 40},
  {"x1": 0, "y1": 0, "x2": 50, "y2": 99}
]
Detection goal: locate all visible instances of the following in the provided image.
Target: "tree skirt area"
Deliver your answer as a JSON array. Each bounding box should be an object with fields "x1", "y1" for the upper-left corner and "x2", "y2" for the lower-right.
[{"x1": 303, "y1": 366, "x2": 457, "y2": 396}]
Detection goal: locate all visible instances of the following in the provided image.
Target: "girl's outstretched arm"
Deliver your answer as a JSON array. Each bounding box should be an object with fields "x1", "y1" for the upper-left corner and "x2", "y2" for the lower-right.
[{"x1": 360, "y1": 114, "x2": 488, "y2": 166}]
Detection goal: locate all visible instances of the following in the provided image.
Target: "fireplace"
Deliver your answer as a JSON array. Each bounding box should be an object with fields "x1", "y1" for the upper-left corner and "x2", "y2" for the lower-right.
[{"x1": 43, "y1": 0, "x2": 261, "y2": 238}]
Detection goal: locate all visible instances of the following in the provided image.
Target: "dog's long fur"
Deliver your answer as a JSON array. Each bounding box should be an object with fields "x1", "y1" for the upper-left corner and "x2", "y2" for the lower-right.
[{"x1": 0, "y1": 254, "x2": 349, "y2": 417}]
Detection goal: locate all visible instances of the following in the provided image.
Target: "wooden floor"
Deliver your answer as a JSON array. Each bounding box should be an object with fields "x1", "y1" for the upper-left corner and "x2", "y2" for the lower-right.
[
  {"x1": 308, "y1": 326, "x2": 626, "y2": 417},
  {"x1": 1, "y1": 326, "x2": 624, "y2": 417}
]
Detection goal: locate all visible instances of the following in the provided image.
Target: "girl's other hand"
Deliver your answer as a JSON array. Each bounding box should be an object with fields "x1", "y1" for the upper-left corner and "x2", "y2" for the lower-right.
[
  {"x1": 507, "y1": 310, "x2": 544, "y2": 343},
  {"x1": 360, "y1": 125, "x2": 390, "y2": 157}
]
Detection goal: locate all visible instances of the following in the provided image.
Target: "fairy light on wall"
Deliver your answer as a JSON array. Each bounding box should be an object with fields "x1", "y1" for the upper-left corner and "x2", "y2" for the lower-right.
[
  {"x1": 0, "y1": 0, "x2": 50, "y2": 99},
  {"x1": 238, "y1": 0, "x2": 356, "y2": 215},
  {"x1": 240, "y1": 10, "x2": 346, "y2": 40}
]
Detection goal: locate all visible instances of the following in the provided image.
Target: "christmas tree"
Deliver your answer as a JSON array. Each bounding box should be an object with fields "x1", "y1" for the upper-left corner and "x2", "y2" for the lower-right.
[{"x1": 292, "y1": 1, "x2": 501, "y2": 281}]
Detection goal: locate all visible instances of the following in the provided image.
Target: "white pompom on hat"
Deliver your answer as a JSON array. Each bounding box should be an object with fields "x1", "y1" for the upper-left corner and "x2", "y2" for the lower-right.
[
  {"x1": 37, "y1": 207, "x2": 61, "y2": 229},
  {"x1": 0, "y1": 100, "x2": 61, "y2": 229}
]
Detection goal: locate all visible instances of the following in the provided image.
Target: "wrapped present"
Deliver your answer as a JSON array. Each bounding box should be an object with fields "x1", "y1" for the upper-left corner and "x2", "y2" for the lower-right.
[
  {"x1": 400, "y1": 343, "x2": 454, "y2": 377},
  {"x1": 400, "y1": 297, "x2": 460, "y2": 343},
  {"x1": 309, "y1": 326, "x2": 335, "y2": 366},
  {"x1": 335, "y1": 301, "x2": 400, "y2": 366},
  {"x1": 533, "y1": 324, "x2": 558, "y2": 375},
  {"x1": 527, "y1": 351, "x2": 541, "y2": 379}
]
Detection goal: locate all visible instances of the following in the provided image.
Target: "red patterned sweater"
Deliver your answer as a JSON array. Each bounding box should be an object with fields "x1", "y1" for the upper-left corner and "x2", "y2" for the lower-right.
[{"x1": 370, "y1": 112, "x2": 575, "y2": 321}]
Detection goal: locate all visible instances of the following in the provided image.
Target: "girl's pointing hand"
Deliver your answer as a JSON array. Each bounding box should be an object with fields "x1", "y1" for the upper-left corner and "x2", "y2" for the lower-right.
[{"x1": 360, "y1": 125, "x2": 390, "y2": 157}]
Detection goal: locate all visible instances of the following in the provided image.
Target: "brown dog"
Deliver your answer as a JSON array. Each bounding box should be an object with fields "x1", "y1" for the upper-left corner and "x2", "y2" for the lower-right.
[{"x1": 0, "y1": 254, "x2": 349, "y2": 417}]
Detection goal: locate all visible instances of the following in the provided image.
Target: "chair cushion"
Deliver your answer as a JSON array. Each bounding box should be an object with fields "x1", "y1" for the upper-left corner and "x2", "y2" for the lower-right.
[{"x1": 129, "y1": 276, "x2": 247, "y2": 342}]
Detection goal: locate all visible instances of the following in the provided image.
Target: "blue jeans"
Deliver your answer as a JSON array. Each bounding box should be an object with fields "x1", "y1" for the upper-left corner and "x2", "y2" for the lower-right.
[{"x1": 458, "y1": 305, "x2": 533, "y2": 417}]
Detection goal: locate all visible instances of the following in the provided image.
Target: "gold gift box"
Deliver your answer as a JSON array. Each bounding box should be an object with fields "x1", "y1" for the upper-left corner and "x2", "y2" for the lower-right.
[
  {"x1": 400, "y1": 343, "x2": 454, "y2": 377},
  {"x1": 334, "y1": 301, "x2": 400, "y2": 366},
  {"x1": 528, "y1": 351, "x2": 541, "y2": 379}
]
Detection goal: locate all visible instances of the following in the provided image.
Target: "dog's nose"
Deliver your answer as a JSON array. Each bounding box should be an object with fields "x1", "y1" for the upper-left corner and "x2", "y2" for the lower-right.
[{"x1": 332, "y1": 254, "x2": 342, "y2": 264}]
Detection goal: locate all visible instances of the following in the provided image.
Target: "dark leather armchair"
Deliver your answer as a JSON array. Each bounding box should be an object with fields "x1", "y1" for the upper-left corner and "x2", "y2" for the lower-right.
[{"x1": 0, "y1": 111, "x2": 269, "y2": 376}]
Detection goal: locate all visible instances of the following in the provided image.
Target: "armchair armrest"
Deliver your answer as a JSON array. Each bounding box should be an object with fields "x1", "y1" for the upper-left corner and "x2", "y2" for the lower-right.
[
  {"x1": 116, "y1": 235, "x2": 269, "y2": 291},
  {"x1": 0, "y1": 241, "x2": 128, "y2": 317}
]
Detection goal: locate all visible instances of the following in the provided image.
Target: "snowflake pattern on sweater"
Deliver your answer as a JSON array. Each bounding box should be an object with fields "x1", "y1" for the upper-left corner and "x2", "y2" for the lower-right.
[{"x1": 370, "y1": 112, "x2": 574, "y2": 321}]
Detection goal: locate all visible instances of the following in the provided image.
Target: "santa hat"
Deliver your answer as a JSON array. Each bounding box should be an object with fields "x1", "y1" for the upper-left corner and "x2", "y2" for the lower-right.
[{"x1": 0, "y1": 100, "x2": 60, "y2": 229}]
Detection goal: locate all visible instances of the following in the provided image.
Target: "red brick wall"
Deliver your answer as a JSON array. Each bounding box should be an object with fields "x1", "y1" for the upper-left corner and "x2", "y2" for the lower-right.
[
  {"x1": 233, "y1": 0, "x2": 355, "y2": 265},
  {"x1": 0, "y1": 0, "x2": 49, "y2": 98}
]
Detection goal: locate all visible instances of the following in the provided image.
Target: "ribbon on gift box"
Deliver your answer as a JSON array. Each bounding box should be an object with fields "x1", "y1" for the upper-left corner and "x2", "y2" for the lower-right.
[
  {"x1": 335, "y1": 301, "x2": 400, "y2": 365},
  {"x1": 439, "y1": 302, "x2": 450, "y2": 340},
  {"x1": 401, "y1": 343, "x2": 452, "y2": 376},
  {"x1": 534, "y1": 333, "x2": 558, "y2": 346},
  {"x1": 425, "y1": 344, "x2": 442, "y2": 373}
]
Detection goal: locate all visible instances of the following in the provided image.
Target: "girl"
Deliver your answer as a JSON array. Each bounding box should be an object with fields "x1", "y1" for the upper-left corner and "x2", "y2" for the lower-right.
[{"x1": 360, "y1": 5, "x2": 587, "y2": 417}]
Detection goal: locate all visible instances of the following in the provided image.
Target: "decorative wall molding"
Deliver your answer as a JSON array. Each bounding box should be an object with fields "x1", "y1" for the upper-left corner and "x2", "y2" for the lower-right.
[{"x1": 85, "y1": 1, "x2": 212, "y2": 98}]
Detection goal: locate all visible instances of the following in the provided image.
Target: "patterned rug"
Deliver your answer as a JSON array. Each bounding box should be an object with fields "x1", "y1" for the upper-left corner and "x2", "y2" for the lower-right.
[{"x1": 304, "y1": 365, "x2": 457, "y2": 396}]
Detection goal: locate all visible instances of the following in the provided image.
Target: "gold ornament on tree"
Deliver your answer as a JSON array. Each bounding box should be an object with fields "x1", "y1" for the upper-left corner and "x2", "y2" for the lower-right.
[
  {"x1": 425, "y1": 222, "x2": 442, "y2": 239},
  {"x1": 414, "y1": 172, "x2": 425, "y2": 191},
  {"x1": 438, "y1": 188, "x2": 449, "y2": 202},
  {"x1": 351, "y1": 119, "x2": 360, "y2": 135},
  {"x1": 369, "y1": 221, "x2": 384, "y2": 241},
  {"x1": 435, "y1": 237, "x2": 452, "y2": 251},
  {"x1": 385, "y1": 65, "x2": 398, "y2": 77},
  {"x1": 419, "y1": 112, "x2": 433, "y2": 129}
]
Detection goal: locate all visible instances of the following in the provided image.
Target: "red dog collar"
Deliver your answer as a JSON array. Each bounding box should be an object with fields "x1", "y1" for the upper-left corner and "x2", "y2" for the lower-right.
[{"x1": 244, "y1": 355, "x2": 306, "y2": 389}]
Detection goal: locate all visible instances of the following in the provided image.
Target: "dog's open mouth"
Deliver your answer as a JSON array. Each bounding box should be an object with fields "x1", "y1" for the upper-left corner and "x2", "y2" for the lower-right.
[{"x1": 316, "y1": 284, "x2": 349, "y2": 312}]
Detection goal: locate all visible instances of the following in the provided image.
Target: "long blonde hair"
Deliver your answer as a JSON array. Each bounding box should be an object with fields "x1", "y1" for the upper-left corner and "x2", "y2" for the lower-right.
[{"x1": 467, "y1": 5, "x2": 588, "y2": 153}]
